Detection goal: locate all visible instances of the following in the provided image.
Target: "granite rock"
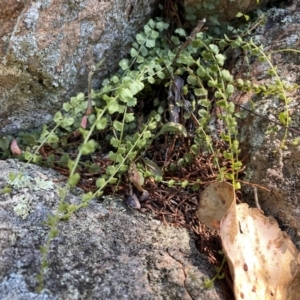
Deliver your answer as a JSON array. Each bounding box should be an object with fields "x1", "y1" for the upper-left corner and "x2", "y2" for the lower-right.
[{"x1": 0, "y1": 159, "x2": 227, "y2": 300}]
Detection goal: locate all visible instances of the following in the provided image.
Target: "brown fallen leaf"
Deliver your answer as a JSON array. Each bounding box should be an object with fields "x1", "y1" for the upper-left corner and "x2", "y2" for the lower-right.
[
  {"x1": 128, "y1": 163, "x2": 144, "y2": 192},
  {"x1": 10, "y1": 138, "x2": 22, "y2": 155},
  {"x1": 198, "y1": 181, "x2": 300, "y2": 300},
  {"x1": 80, "y1": 115, "x2": 88, "y2": 129},
  {"x1": 197, "y1": 181, "x2": 234, "y2": 230}
]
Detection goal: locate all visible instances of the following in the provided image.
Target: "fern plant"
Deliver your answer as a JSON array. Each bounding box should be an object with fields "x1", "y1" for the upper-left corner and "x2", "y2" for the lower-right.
[{"x1": 1, "y1": 7, "x2": 297, "y2": 291}]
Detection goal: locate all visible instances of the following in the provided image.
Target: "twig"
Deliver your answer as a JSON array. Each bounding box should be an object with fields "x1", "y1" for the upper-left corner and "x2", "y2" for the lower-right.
[
  {"x1": 172, "y1": 18, "x2": 206, "y2": 64},
  {"x1": 234, "y1": 102, "x2": 300, "y2": 134},
  {"x1": 86, "y1": 58, "x2": 106, "y2": 115},
  {"x1": 86, "y1": 67, "x2": 95, "y2": 115},
  {"x1": 237, "y1": 179, "x2": 270, "y2": 193},
  {"x1": 253, "y1": 186, "x2": 261, "y2": 210},
  {"x1": 163, "y1": 64, "x2": 200, "y2": 127}
]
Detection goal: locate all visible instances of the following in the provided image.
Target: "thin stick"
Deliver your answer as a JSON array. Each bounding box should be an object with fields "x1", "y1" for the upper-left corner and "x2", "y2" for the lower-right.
[
  {"x1": 253, "y1": 186, "x2": 261, "y2": 210},
  {"x1": 172, "y1": 18, "x2": 206, "y2": 64},
  {"x1": 234, "y1": 102, "x2": 300, "y2": 135},
  {"x1": 238, "y1": 179, "x2": 270, "y2": 193}
]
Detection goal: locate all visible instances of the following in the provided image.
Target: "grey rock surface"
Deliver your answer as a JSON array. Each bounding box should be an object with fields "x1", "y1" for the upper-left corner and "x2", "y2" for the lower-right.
[
  {"x1": 0, "y1": 159, "x2": 227, "y2": 300},
  {"x1": 0, "y1": 0, "x2": 159, "y2": 135},
  {"x1": 238, "y1": 1, "x2": 300, "y2": 248}
]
